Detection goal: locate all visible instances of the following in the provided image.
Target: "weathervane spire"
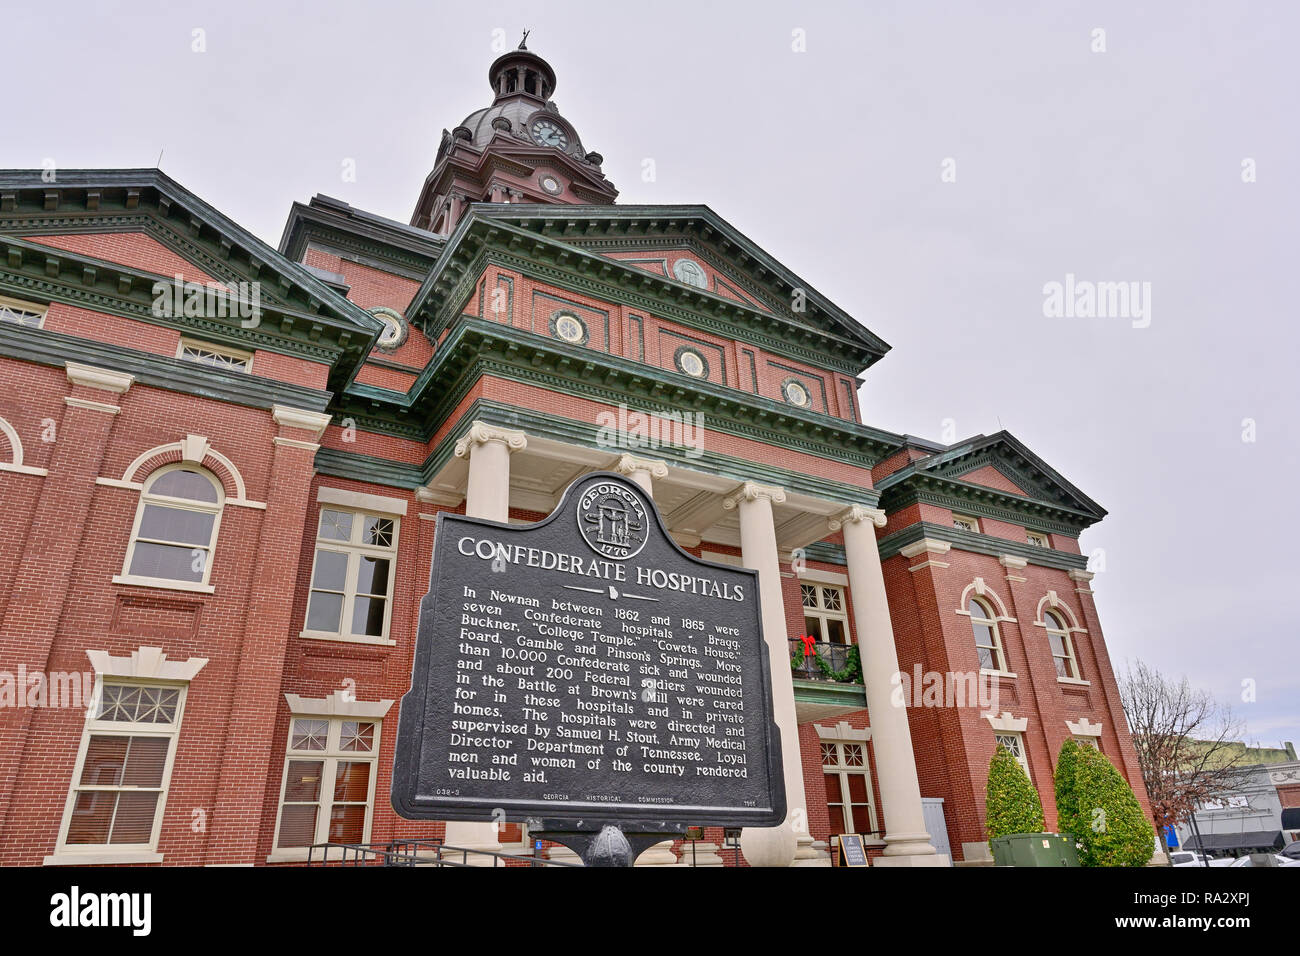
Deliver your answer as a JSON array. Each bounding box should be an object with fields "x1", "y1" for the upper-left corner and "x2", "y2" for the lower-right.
[{"x1": 519, "y1": 29, "x2": 530, "y2": 50}]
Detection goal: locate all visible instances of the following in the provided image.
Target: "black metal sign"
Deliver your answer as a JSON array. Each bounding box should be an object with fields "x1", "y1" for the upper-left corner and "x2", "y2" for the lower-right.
[{"x1": 392, "y1": 471, "x2": 785, "y2": 833}]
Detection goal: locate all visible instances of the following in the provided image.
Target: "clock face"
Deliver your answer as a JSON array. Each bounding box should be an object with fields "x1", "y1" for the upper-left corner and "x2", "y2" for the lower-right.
[{"x1": 530, "y1": 119, "x2": 569, "y2": 149}]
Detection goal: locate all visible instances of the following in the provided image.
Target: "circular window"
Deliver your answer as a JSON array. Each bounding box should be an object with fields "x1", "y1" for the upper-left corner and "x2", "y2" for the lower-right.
[
  {"x1": 549, "y1": 310, "x2": 589, "y2": 345},
  {"x1": 539, "y1": 174, "x2": 562, "y2": 196},
  {"x1": 673, "y1": 346, "x2": 709, "y2": 378},
  {"x1": 782, "y1": 378, "x2": 811, "y2": 407},
  {"x1": 672, "y1": 258, "x2": 709, "y2": 289},
  {"x1": 368, "y1": 307, "x2": 408, "y2": 350}
]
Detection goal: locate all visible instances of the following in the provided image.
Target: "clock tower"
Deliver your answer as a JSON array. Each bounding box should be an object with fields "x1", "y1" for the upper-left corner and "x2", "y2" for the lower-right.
[{"x1": 411, "y1": 35, "x2": 619, "y2": 236}]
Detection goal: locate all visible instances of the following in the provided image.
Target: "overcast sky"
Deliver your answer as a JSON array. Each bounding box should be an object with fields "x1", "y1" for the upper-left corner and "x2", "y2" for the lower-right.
[{"x1": 4, "y1": 1, "x2": 1296, "y2": 750}]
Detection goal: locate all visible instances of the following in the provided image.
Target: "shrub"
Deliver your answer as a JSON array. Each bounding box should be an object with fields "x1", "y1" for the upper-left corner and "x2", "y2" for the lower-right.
[
  {"x1": 986, "y1": 744, "x2": 1045, "y2": 842},
  {"x1": 1060, "y1": 742, "x2": 1154, "y2": 867},
  {"x1": 1053, "y1": 738, "x2": 1084, "y2": 842}
]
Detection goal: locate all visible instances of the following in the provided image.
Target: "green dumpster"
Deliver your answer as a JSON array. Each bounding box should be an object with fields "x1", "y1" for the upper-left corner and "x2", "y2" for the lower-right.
[{"x1": 991, "y1": 833, "x2": 1080, "y2": 867}]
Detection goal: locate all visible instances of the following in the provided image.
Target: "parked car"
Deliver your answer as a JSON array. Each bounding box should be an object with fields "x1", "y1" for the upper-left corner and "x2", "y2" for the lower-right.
[
  {"x1": 1226, "y1": 853, "x2": 1300, "y2": 867},
  {"x1": 1281, "y1": 841, "x2": 1300, "y2": 861},
  {"x1": 1170, "y1": 851, "x2": 1213, "y2": 867}
]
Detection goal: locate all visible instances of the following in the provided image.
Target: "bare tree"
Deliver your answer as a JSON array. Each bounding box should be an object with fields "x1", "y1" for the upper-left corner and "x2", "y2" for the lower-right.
[{"x1": 1117, "y1": 659, "x2": 1250, "y2": 831}]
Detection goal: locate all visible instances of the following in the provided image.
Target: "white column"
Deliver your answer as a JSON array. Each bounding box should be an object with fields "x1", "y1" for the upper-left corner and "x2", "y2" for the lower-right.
[
  {"x1": 831, "y1": 505, "x2": 948, "y2": 866},
  {"x1": 611, "y1": 453, "x2": 678, "y2": 867},
  {"x1": 723, "y1": 482, "x2": 822, "y2": 866},
  {"x1": 611, "y1": 453, "x2": 668, "y2": 495},
  {"x1": 444, "y1": 420, "x2": 527, "y2": 862}
]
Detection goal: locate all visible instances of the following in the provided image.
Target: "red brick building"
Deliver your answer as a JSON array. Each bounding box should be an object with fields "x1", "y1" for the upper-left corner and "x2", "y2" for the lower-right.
[{"x1": 0, "y1": 41, "x2": 1149, "y2": 866}]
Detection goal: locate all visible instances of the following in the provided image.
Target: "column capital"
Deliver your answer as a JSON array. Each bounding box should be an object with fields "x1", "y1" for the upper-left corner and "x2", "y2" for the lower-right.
[
  {"x1": 827, "y1": 504, "x2": 886, "y2": 531},
  {"x1": 611, "y1": 453, "x2": 668, "y2": 481},
  {"x1": 1067, "y1": 569, "x2": 1095, "y2": 583},
  {"x1": 272, "y1": 405, "x2": 331, "y2": 440},
  {"x1": 721, "y1": 481, "x2": 786, "y2": 510},
  {"x1": 454, "y1": 420, "x2": 527, "y2": 459},
  {"x1": 66, "y1": 361, "x2": 133, "y2": 394}
]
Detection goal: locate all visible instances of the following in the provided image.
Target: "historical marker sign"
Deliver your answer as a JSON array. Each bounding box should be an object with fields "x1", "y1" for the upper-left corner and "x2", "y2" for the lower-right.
[{"x1": 392, "y1": 471, "x2": 785, "y2": 832}]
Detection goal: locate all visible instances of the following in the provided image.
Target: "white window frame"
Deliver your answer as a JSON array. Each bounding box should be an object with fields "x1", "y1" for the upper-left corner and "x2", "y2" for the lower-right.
[
  {"x1": 819, "y1": 739, "x2": 879, "y2": 837},
  {"x1": 1073, "y1": 735, "x2": 1101, "y2": 751},
  {"x1": 952, "y1": 513, "x2": 979, "y2": 533},
  {"x1": 1025, "y1": 530, "x2": 1050, "y2": 548},
  {"x1": 269, "y1": 716, "x2": 381, "y2": 862},
  {"x1": 1044, "y1": 609, "x2": 1081, "y2": 681},
  {"x1": 45, "y1": 677, "x2": 191, "y2": 865},
  {"x1": 968, "y1": 597, "x2": 1009, "y2": 674},
  {"x1": 301, "y1": 507, "x2": 400, "y2": 645},
  {"x1": 115, "y1": 463, "x2": 224, "y2": 594},
  {"x1": 994, "y1": 731, "x2": 1032, "y2": 780},
  {"x1": 799, "y1": 581, "x2": 852, "y2": 645},
  {"x1": 0, "y1": 293, "x2": 48, "y2": 328},
  {"x1": 176, "y1": 337, "x2": 253, "y2": 373}
]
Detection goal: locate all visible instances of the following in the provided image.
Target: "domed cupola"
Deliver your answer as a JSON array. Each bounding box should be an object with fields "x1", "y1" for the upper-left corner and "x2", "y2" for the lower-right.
[{"x1": 411, "y1": 33, "x2": 618, "y2": 236}]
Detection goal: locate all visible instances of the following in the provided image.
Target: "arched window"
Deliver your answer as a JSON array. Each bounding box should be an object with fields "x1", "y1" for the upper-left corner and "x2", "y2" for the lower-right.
[
  {"x1": 122, "y1": 465, "x2": 223, "y2": 588},
  {"x1": 1045, "y1": 609, "x2": 1080, "y2": 680},
  {"x1": 969, "y1": 598, "x2": 1007, "y2": 673}
]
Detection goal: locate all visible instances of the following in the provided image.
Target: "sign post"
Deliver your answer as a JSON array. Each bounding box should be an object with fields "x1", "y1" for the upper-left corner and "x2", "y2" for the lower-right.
[{"x1": 392, "y1": 471, "x2": 786, "y2": 865}]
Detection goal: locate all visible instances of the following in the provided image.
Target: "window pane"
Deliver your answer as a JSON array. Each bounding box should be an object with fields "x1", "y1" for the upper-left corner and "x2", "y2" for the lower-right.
[
  {"x1": 820, "y1": 743, "x2": 836, "y2": 765},
  {"x1": 129, "y1": 541, "x2": 204, "y2": 582},
  {"x1": 98, "y1": 685, "x2": 180, "y2": 724},
  {"x1": 800, "y1": 584, "x2": 818, "y2": 608},
  {"x1": 847, "y1": 774, "x2": 869, "y2": 801},
  {"x1": 283, "y1": 760, "x2": 324, "y2": 802},
  {"x1": 79, "y1": 736, "x2": 127, "y2": 786},
  {"x1": 311, "y1": 550, "x2": 349, "y2": 592},
  {"x1": 318, "y1": 510, "x2": 353, "y2": 541},
  {"x1": 968, "y1": 599, "x2": 986, "y2": 618},
  {"x1": 66, "y1": 792, "x2": 115, "y2": 844},
  {"x1": 355, "y1": 556, "x2": 390, "y2": 596},
  {"x1": 1046, "y1": 611, "x2": 1064, "y2": 631},
  {"x1": 110, "y1": 791, "x2": 159, "y2": 844},
  {"x1": 363, "y1": 516, "x2": 394, "y2": 548},
  {"x1": 803, "y1": 617, "x2": 821, "y2": 643},
  {"x1": 121, "y1": 737, "x2": 169, "y2": 788},
  {"x1": 332, "y1": 761, "x2": 371, "y2": 803},
  {"x1": 329, "y1": 804, "x2": 367, "y2": 844},
  {"x1": 352, "y1": 596, "x2": 387, "y2": 637},
  {"x1": 1054, "y1": 657, "x2": 1070, "y2": 678},
  {"x1": 822, "y1": 588, "x2": 841, "y2": 611},
  {"x1": 851, "y1": 803, "x2": 874, "y2": 835},
  {"x1": 291, "y1": 720, "x2": 329, "y2": 751},
  {"x1": 137, "y1": 504, "x2": 215, "y2": 547},
  {"x1": 824, "y1": 773, "x2": 841, "y2": 804},
  {"x1": 305, "y1": 591, "x2": 344, "y2": 633},
  {"x1": 977, "y1": 647, "x2": 996, "y2": 670},
  {"x1": 340, "y1": 722, "x2": 375, "y2": 752},
  {"x1": 277, "y1": 805, "x2": 319, "y2": 848},
  {"x1": 843, "y1": 744, "x2": 864, "y2": 766},
  {"x1": 972, "y1": 622, "x2": 995, "y2": 647},
  {"x1": 824, "y1": 618, "x2": 847, "y2": 645},
  {"x1": 1049, "y1": 634, "x2": 1067, "y2": 656},
  {"x1": 148, "y1": 469, "x2": 218, "y2": 503}
]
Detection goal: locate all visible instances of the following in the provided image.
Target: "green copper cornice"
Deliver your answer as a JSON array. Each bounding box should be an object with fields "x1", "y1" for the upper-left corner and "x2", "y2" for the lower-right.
[
  {"x1": 0, "y1": 322, "x2": 330, "y2": 413},
  {"x1": 878, "y1": 472, "x2": 1094, "y2": 535},
  {"x1": 330, "y1": 319, "x2": 903, "y2": 465},
  {"x1": 312, "y1": 396, "x2": 883, "y2": 509},
  {"x1": 877, "y1": 521, "x2": 1089, "y2": 571},
  {"x1": 0, "y1": 169, "x2": 385, "y2": 392},
  {"x1": 0, "y1": 235, "x2": 366, "y2": 371},
  {"x1": 408, "y1": 210, "x2": 884, "y2": 375}
]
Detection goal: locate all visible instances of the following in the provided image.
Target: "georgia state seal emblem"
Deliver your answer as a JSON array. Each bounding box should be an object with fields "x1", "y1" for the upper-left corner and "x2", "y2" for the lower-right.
[{"x1": 576, "y1": 481, "x2": 649, "y2": 560}]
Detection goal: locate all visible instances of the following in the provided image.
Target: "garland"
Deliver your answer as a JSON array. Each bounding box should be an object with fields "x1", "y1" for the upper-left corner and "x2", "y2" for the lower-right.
[{"x1": 789, "y1": 644, "x2": 862, "y2": 683}]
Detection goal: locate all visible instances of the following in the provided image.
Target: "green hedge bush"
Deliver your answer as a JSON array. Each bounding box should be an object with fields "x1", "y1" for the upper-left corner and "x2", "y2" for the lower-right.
[
  {"x1": 1054, "y1": 740, "x2": 1153, "y2": 867},
  {"x1": 986, "y1": 744, "x2": 1045, "y2": 842}
]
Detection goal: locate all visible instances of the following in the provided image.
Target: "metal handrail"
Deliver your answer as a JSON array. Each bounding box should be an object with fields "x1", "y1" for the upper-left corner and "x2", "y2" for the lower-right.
[
  {"x1": 303, "y1": 839, "x2": 581, "y2": 867},
  {"x1": 789, "y1": 638, "x2": 860, "y2": 683}
]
